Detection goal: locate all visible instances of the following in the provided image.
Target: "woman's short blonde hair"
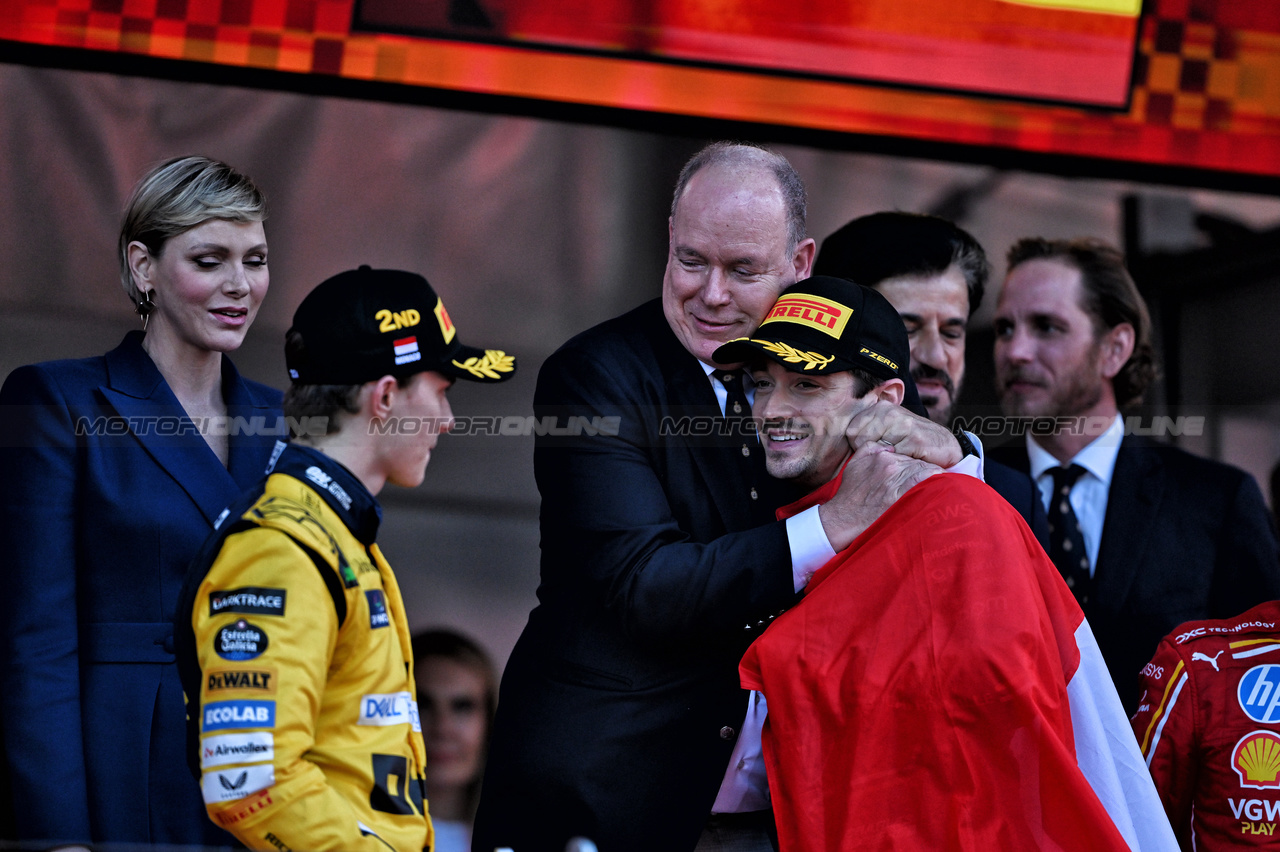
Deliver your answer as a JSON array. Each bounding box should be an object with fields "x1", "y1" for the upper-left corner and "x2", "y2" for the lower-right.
[{"x1": 118, "y1": 155, "x2": 267, "y2": 307}]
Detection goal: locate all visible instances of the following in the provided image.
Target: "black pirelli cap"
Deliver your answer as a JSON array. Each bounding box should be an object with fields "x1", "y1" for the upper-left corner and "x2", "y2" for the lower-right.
[{"x1": 712, "y1": 275, "x2": 907, "y2": 381}]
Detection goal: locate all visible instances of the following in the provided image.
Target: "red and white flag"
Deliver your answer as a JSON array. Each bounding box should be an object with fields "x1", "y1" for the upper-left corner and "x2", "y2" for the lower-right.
[
  {"x1": 741, "y1": 472, "x2": 1176, "y2": 852},
  {"x1": 393, "y1": 336, "x2": 421, "y2": 365}
]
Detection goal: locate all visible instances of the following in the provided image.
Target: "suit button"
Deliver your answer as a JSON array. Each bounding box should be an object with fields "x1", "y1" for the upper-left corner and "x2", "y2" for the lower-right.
[{"x1": 720, "y1": 726, "x2": 736, "y2": 740}]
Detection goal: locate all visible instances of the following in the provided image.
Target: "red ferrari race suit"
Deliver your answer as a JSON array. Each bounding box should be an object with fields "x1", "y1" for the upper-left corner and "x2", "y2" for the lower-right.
[{"x1": 1133, "y1": 600, "x2": 1280, "y2": 850}]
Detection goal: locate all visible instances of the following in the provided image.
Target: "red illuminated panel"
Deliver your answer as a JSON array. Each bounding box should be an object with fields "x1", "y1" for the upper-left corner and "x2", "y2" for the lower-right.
[
  {"x1": 1, "y1": 0, "x2": 1279, "y2": 180},
  {"x1": 356, "y1": 0, "x2": 1140, "y2": 107}
]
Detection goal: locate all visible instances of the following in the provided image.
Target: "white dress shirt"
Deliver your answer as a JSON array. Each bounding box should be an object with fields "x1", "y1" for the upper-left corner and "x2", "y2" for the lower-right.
[{"x1": 1026, "y1": 413, "x2": 1125, "y2": 578}]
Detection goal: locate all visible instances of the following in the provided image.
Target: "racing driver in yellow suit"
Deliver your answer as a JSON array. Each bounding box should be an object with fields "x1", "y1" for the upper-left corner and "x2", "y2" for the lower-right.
[{"x1": 174, "y1": 266, "x2": 515, "y2": 850}]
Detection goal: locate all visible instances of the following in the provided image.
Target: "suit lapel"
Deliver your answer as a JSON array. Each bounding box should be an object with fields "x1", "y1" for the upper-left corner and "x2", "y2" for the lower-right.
[
  {"x1": 1093, "y1": 436, "x2": 1164, "y2": 618},
  {"x1": 648, "y1": 309, "x2": 755, "y2": 534},
  {"x1": 100, "y1": 333, "x2": 256, "y2": 525},
  {"x1": 221, "y1": 358, "x2": 282, "y2": 487},
  {"x1": 677, "y1": 364, "x2": 756, "y2": 533}
]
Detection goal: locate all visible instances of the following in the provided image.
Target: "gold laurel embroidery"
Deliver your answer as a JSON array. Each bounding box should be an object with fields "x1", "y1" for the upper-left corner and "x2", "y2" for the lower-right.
[
  {"x1": 452, "y1": 349, "x2": 515, "y2": 379},
  {"x1": 754, "y1": 339, "x2": 833, "y2": 371}
]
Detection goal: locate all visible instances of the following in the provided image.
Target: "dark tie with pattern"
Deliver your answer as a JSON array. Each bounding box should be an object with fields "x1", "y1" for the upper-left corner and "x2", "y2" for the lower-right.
[
  {"x1": 1047, "y1": 464, "x2": 1091, "y2": 606},
  {"x1": 718, "y1": 370, "x2": 764, "y2": 510}
]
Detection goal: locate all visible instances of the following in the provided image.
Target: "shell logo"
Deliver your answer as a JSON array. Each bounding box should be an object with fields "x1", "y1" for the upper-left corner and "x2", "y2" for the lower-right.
[{"x1": 1233, "y1": 731, "x2": 1280, "y2": 790}]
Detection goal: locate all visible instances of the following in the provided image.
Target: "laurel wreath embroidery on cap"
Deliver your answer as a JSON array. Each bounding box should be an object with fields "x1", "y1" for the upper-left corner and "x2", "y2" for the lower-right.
[
  {"x1": 754, "y1": 340, "x2": 833, "y2": 371},
  {"x1": 452, "y1": 349, "x2": 515, "y2": 379}
]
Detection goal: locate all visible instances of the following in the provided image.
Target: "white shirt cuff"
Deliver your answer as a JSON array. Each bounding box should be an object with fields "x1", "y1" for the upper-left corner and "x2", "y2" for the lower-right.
[
  {"x1": 786, "y1": 506, "x2": 836, "y2": 593},
  {"x1": 963, "y1": 430, "x2": 986, "y2": 481}
]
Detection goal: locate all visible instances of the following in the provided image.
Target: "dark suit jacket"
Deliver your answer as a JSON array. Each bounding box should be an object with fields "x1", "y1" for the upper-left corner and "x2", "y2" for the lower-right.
[
  {"x1": 0, "y1": 331, "x2": 282, "y2": 843},
  {"x1": 474, "y1": 300, "x2": 803, "y2": 852},
  {"x1": 986, "y1": 457, "x2": 1050, "y2": 550},
  {"x1": 997, "y1": 434, "x2": 1280, "y2": 713}
]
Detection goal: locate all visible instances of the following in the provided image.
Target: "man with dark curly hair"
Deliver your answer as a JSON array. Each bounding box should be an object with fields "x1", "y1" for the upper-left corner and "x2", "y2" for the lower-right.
[{"x1": 992, "y1": 237, "x2": 1280, "y2": 713}]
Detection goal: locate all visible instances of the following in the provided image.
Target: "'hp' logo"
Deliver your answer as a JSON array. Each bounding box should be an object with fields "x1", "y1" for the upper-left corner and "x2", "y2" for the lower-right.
[{"x1": 1239, "y1": 665, "x2": 1280, "y2": 723}]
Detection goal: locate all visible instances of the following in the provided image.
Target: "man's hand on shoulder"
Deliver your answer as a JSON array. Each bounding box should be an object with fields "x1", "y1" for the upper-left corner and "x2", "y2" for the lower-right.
[
  {"x1": 845, "y1": 399, "x2": 962, "y2": 468},
  {"x1": 818, "y1": 444, "x2": 943, "y2": 552}
]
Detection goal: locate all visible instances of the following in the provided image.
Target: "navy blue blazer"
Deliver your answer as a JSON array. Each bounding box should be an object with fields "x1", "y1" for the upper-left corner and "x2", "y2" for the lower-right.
[
  {"x1": 985, "y1": 457, "x2": 1050, "y2": 550},
  {"x1": 996, "y1": 435, "x2": 1280, "y2": 713},
  {"x1": 0, "y1": 331, "x2": 283, "y2": 843},
  {"x1": 475, "y1": 300, "x2": 804, "y2": 852}
]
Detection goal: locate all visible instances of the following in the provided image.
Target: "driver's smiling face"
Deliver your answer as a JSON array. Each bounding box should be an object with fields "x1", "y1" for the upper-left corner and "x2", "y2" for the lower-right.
[{"x1": 749, "y1": 361, "x2": 874, "y2": 490}]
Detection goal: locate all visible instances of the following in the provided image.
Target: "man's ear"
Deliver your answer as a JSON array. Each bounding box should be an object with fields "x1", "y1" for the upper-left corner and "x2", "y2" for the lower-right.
[
  {"x1": 793, "y1": 237, "x2": 816, "y2": 280},
  {"x1": 874, "y1": 378, "x2": 906, "y2": 407},
  {"x1": 366, "y1": 375, "x2": 400, "y2": 421},
  {"x1": 1099, "y1": 322, "x2": 1135, "y2": 380}
]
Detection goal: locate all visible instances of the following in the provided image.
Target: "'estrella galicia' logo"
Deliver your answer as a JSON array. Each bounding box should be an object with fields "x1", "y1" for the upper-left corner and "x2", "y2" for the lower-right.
[
  {"x1": 215, "y1": 619, "x2": 269, "y2": 661},
  {"x1": 1239, "y1": 665, "x2": 1280, "y2": 723},
  {"x1": 366, "y1": 590, "x2": 389, "y2": 629}
]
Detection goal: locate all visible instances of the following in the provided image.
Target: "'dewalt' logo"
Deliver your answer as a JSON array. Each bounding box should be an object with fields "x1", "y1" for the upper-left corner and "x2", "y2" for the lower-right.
[
  {"x1": 434, "y1": 296, "x2": 456, "y2": 344},
  {"x1": 1233, "y1": 730, "x2": 1280, "y2": 790},
  {"x1": 760, "y1": 295, "x2": 852, "y2": 339},
  {"x1": 207, "y1": 668, "x2": 277, "y2": 694},
  {"x1": 215, "y1": 619, "x2": 269, "y2": 661}
]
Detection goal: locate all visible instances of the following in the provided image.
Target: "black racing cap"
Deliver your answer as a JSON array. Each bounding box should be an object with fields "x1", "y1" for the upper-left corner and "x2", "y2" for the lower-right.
[
  {"x1": 712, "y1": 275, "x2": 908, "y2": 382},
  {"x1": 286, "y1": 266, "x2": 516, "y2": 385}
]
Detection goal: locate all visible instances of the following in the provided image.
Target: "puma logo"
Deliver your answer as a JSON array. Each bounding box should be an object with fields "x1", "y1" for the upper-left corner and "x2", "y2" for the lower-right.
[{"x1": 1192, "y1": 650, "x2": 1224, "y2": 671}]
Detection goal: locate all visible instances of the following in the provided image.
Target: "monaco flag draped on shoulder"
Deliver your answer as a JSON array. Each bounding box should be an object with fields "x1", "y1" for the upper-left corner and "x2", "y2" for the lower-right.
[{"x1": 740, "y1": 472, "x2": 1176, "y2": 852}]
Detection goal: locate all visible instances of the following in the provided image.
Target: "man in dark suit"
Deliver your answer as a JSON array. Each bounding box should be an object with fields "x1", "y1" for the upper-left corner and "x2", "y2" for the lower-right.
[
  {"x1": 991, "y1": 236, "x2": 1280, "y2": 714},
  {"x1": 473, "y1": 143, "x2": 959, "y2": 852},
  {"x1": 814, "y1": 212, "x2": 1048, "y2": 545}
]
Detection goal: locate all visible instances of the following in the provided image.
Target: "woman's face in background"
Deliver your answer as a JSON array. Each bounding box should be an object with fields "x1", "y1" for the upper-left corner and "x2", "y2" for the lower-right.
[
  {"x1": 416, "y1": 656, "x2": 489, "y2": 792},
  {"x1": 135, "y1": 218, "x2": 268, "y2": 354}
]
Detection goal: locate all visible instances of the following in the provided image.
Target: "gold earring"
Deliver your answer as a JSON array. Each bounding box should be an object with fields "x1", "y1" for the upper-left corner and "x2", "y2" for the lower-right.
[{"x1": 137, "y1": 289, "x2": 156, "y2": 331}]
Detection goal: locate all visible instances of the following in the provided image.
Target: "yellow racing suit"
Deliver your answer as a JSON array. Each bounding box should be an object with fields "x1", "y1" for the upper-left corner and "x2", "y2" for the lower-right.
[{"x1": 175, "y1": 442, "x2": 432, "y2": 851}]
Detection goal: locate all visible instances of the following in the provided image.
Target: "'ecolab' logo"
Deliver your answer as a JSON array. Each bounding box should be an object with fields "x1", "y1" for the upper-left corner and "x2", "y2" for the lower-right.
[{"x1": 203, "y1": 700, "x2": 276, "y2": 732}]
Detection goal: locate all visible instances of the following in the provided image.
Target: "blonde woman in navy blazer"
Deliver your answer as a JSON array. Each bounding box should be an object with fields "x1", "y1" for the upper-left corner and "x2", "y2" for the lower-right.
[{"x1": 0, "y1": 156, "x2": 282, "y2": 844}]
